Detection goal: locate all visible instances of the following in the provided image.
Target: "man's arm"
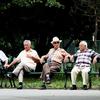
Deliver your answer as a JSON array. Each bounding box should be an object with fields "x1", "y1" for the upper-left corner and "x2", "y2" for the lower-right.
[
  {"x1": 31, "y1": 56, "x2": 40, "y2": 63},
  {"x1": 93, "y1": 55, "x2": 100, "y2": 64},
  {"x1": 91, "y1": 49, "x2": 100, "y2": 64},
  {"x1": 6, "y1": 58, "x2": 20, "y2": 68},
  {"x1": 40, "y1": 55, "x2": 48, "y2": 64},
  {"x1": 61, "y1": 49, "x2": 72, "y2": 63},
  {"x1": 4, "y1": 59, "x2": 8, "y2": 67},
  {"x1": 0, "y1": 50, "x2": 8, "y2": 67}
]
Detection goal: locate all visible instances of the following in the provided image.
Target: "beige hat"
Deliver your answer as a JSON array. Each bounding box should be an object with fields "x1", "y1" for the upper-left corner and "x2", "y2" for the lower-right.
[{"x1": 51, "y1": 36, "x2": 62, "y2": 44}]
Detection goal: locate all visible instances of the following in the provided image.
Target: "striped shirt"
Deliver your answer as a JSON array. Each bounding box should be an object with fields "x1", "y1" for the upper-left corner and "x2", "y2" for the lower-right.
[{"x1": 74, "y1": 49, "x2": 98, "y2": 67}]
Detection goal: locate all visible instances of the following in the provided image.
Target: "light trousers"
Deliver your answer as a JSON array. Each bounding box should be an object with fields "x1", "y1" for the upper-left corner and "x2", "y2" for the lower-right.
[
  {"x1": 12, "y1": 62, "x2": 36, "y2": 82},
  {"x1": 71, "y1": 65, "x2": 90, "y2": 85}
]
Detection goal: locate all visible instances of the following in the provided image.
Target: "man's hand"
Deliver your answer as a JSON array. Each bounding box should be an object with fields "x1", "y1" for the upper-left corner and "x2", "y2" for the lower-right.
[
  {"x1": 4, "y1": 64, "x2": 10, "y2": 68},
  {"x1": 40, "y1": 57, "x2": 45, "y2": 64},
  {"x1": 27, "y1": 53, "x2": 40, "y2": 63},
  {"x1": 69, "y1": 55, "x2": 74, "y2": 62},
  {"x1": 26, "y1": 53, "x2": 33, "y2": 59}
]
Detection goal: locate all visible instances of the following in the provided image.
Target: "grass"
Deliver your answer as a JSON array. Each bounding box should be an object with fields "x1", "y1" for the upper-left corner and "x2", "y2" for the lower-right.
[
  {"x1": 0, "y1": 74, "x2": 100, "y2": 89},
  {"x1": 23, "y1": 74, "x2": 100, "y2": 89}
]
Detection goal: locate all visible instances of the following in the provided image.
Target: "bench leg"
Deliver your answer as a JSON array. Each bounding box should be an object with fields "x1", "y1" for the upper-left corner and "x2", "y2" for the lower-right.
[
  {"x1": 12, "y1": 78, "x2": 16, "y2": 88},
  {"x1": 7, "y1": 76, "x2": 16, "y2": 88},
  {"x1": 8, "y1": 78, "x2": 13, "y2": 87},
  {"x1": 0, "y1": 75, "x2": 4, "y2": 88},
  {"x1": 88, "y1": 74, "x2": 92, "y2": 89},
  {"x1": 64, "y1": 73, "x2": 68, "y2": 89}
]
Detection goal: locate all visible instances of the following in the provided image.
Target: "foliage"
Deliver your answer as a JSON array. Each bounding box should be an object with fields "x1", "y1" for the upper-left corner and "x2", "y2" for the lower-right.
[
  {"x1": 0, "y1": 0, "x2": 100, "y2": 56},
  {"x1": 0, "y1": 0, "x2": 64, "y2": 10},
  {"x1": 11, "y1": 0, "x2": 43, "y2": 7}
]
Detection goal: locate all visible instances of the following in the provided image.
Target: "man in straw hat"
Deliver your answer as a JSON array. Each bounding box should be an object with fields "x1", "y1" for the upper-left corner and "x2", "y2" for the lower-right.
[{"x1": 40, "y1": 36, "x2": 71, "y2": 85}]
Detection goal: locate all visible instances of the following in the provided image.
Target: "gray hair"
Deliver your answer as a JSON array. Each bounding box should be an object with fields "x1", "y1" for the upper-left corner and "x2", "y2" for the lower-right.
[
  {"x1": 79, "y1": 41, "x2": 88, "y2": 48},
  {"x1": 23, "y1": 40, "x2": 31, "y2": 46}
]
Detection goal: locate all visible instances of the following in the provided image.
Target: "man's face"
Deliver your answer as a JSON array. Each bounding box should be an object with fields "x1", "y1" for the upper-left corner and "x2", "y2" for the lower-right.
[
  {"x1": 24, "y1": 43, "x2": 31, "y2": 51},
  {"x1": 52, "y1": 41, "x2": 60, "y2": 49},
  {"x1": 79, "y1": 43, "x2": 86, "y2": 51}
]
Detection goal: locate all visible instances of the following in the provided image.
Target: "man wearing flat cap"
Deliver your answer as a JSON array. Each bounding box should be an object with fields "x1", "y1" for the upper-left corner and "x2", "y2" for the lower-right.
[{"x1": 40, "y1": 36, "x2": 71, "y2": 84}]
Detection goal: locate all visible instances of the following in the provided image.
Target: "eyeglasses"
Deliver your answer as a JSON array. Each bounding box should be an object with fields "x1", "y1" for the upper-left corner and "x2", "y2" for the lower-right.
[{"x1": 53, "y1": 42, "x2": 60, "y2": 44}]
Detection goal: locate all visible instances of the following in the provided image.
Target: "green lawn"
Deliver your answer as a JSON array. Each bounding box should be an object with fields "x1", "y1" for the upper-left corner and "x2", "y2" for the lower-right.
[{"x1": 0, "y1": 74, "x2": 100, "y2": 89}]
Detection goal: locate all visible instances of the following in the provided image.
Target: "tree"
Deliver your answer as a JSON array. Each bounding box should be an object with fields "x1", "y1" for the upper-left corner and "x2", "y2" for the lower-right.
[{"x1": 0, "y1": 0, "x2": 100, "y2": 56}]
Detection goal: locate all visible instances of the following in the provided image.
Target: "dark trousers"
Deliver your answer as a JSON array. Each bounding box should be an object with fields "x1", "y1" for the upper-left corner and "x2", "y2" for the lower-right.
[{"x1": 40, "y1": 62, "x2": 61, "y2": 81}]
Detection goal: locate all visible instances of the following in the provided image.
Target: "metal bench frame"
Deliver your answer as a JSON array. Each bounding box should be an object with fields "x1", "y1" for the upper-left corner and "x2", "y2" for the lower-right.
[{"x1": 0, "y1": 61, "x2": 16, "y2": 88}]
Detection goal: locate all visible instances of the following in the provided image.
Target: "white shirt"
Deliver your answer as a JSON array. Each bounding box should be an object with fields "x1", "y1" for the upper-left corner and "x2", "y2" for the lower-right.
[
  {"x1": 0, "y1": 50, "x2": 8, "y2": 62},
  {"x1": 16, "y1": 49, "x2": 39, "y2": 69}
]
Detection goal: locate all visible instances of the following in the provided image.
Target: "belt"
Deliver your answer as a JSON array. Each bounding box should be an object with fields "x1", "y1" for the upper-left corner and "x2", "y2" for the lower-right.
[
  {"x1": 48, "y1": 61, "x2": 61, "y2": 66},
  {"x1": 76, "y1": 64, "x2": 90, "y2": 67},
  {"x1": 76, "y1": 62, "x2": 90, "y2": 65}
]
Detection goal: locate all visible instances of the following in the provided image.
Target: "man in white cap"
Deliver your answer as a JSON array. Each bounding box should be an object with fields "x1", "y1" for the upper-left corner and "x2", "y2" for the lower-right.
[
  {"x1": 70, "y1": 41, "x2": 98, "y2": 90},
  {"x1": 40, "y1": 36, "x2": 71, "y2": 84}
]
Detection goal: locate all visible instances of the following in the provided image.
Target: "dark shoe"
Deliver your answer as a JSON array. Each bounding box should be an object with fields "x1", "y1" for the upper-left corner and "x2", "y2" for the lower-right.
[
  {"x1": 17, "y1": 84, "x2": 23, "y2": 89},
  {"x1": 70, "y1": 85, "x2": 77, "y2": 90},
  {"x1": 83, "y1": 85, "x2": 88, "y2": 90},
  {"x1": 40, "y1": 82, "x2": 46, "y2": 89},
  {"x1": 17, "y1": 82, "x2": 23, "y2": 89}
]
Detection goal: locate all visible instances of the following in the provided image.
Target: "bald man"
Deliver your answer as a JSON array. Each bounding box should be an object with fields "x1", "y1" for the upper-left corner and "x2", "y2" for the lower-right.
[{"x1": 70, "y1": 41, "x2": 98, "y2": 90}]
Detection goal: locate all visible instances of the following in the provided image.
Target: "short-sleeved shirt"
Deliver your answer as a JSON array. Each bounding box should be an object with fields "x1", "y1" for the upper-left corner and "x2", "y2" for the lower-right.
[
  {"x1": 0, "y1": 50, "x2": 8, "y2": 62},
  {"x1": 47, "y1": 48, "x2": 68, "y2": 64},
  {"x1": 74, "y1": 49, "x2": 98, "y2": 66},
  {"x1": 16, "y1": 49, "x2": 39, "y2": 68}
]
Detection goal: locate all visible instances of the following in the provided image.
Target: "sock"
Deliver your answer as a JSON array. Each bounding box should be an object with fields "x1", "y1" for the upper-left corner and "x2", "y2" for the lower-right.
[{"x1": 46, "y1": 74, "x2": 50, "y2": 80}]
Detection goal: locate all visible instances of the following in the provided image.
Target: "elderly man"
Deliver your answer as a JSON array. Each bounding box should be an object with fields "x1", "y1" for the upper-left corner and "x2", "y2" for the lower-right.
[
  {"x1": 40, "y1": 36, "x2": 71, "y2": 84},
  {"x1": 70, "y1": 41, "x2": 98, "y2": 90},
  {"x1": 7, "y1": 40, "x2": 40, "y2": 89}
]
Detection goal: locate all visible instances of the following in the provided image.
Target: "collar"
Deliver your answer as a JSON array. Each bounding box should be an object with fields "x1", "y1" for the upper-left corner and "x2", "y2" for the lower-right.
[
  {"x1": 25, "y1": 49, "x2": 32, "y2": 52},
  {"x1": 79, "y1": 48, "x2": 88, "y2": 53}
]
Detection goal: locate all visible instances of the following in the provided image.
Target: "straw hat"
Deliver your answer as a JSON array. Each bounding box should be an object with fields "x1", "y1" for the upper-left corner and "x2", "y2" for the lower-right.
[{"x1": 51, "y1": 36, "x2": 62, "y2": 44}]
